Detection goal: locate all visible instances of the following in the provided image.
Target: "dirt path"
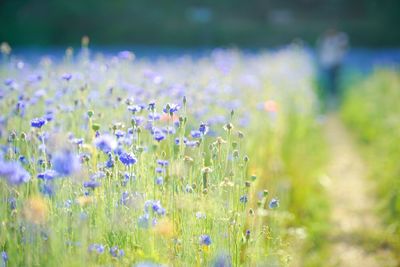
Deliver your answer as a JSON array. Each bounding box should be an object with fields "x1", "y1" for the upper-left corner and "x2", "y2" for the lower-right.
[{"x1": 324, "y1": 113, "x2": 397, "y2": 267}]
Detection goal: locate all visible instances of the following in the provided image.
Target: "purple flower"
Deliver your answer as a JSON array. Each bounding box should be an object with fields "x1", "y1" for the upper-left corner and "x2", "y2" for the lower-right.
[
  {"x1": 148, "y1": 101, "x2": 156, "y2": 111},
  {"x1": 0, "y1": 160, "x2": 30, "y2": 185},
  {"x1": 185, "y1": 184, "x2": 193, "y2": 193},
  {"x1": 148, "y1": 113, "x2": 160, "y2": 121},
  {"x1": 115, "y1": 130, "x2": 125, "y2": 139},
  {"x1": 153, "y1": 132, "x2": 166, "y2": 142},
  {"x1": 162, "y1": 126, "x2": 175, "y2": 135},
  {"x1": 71, "y1": 138, "x2": 84, "y2": 145},
  {"x1": 199, "y1": 122, "x2": 209, "y2": 135},
  {"x1": 190, "y1": 130, "x2": 202, "y2": 139},
  {"x1": 110, "y1": 246, "x2": 125, "y2": 258},
  {"x1": 61, "y1": 73, "x2": 72, "y2": 81},
  {"x1": 106, "y1": 157, "x2": 114, "y2": 168},
  {"x1": 83, "y1": 180, "x2": 101, "y2": 189},
  {"x1": 128, "y1": 105, "x2": 142, "y2": 113},
  {"x1": 93, "y1": 134, "x2": 117, "y2": 153},
  {"x1": 31, "y1": 117, "x2": 46, "y2": 128},
  {"x1": 175, "y1": 137, "x2": 187, "y2": 145},
  {"x1": 37, "y1": 169, "x2": 57, "y2": 181},
  {"x1": 199, "y1": 234, "x2": 212, "y2": 246},
  {"x1": 52, "y1": 150, "x2": 80, "y2": 177},
  {"x1": 156, "y1": 160, "x2": 169, "y2": 167},
  {"x1": 144, "y1": 200, "x2": 165, "y2": 215},
  {"x1": 45, "y1": 110, "x2": 54, "y2": 122},
  {"x1": 8, "y1": 197, "x2": 16, "y2": 210},
  {"x1": 88, "y1": 244, "x2": 104, "y2": 254},
  {"x1": 185, "y1": 140, "x2": 198, "y2": 148},
  {"x1": 1, "y1": 251, "x2": 7, "y2": 263},
  {"x1": 155, "y1": 176, "x2": 163, "y2": 185},
  {"x1": 119, "y1": 152, "x2": 137, "y2": 166},
  {"x1": 163, "y1": 103, "x2": 180, "y2": 114},
  {"x1": 120, "y1": 192, "x2": 129, "y2": 205},
  {"x1": 269, "y1": 198, "x2": 279, "y2": 209}
]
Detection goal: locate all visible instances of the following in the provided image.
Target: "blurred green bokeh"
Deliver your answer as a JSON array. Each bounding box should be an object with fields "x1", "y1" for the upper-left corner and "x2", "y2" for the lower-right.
[{"x1": 1, "y1": 0, "x2": 399, "y2": 47}]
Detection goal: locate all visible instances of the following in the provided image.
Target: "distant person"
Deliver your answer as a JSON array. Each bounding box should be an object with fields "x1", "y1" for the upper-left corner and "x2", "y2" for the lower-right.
[{"x1": 317, "y1": 28, "x2": 349, "y2": 99}]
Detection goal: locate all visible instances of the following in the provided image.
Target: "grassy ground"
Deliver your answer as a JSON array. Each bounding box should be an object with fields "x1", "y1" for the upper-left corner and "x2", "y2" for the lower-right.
[{"x1": 341, "y1": 68, "x2": 400, "y2": 262}]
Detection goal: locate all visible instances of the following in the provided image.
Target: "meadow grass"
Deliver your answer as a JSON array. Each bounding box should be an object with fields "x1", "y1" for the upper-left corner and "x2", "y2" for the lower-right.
[
  {"x1": 341, "y1": 68, "x2": 400, "y2": 258},
  {"x1": 0, "y1": 45, "x2": 328, "y2": 266}
]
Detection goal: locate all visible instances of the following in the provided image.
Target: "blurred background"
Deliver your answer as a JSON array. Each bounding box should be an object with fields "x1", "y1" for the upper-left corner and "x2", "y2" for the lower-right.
[{"x1": 1, "y1": 0, "x2": 400, "y2": 48}]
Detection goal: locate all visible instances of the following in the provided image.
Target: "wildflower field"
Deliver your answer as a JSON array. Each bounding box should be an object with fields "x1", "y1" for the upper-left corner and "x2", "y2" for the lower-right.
[{"x1": 0, "y1": 43, "x2": 331, "y2": 266}]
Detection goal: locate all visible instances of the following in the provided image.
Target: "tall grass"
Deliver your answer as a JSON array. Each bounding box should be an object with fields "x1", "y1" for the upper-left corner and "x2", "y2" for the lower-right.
[
  {"x1": 0, "y1": 45, "x2": 327, "y2": 266},
  {"x1": 341, "y1": 68, "x2": 400, "y2": 254}
]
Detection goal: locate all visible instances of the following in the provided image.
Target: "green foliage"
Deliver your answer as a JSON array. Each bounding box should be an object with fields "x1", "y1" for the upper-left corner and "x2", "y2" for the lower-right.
[
  {"x1": 341, "y1": 69, "x2": 400, "y2": 246},
  {"x1": 1, "y1": 0, "x2": 400, "y2": 46}
]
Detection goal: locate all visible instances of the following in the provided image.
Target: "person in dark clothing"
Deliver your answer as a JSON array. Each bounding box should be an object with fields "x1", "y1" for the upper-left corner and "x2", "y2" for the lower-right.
[{"x1": 317, "y1": 28, "x2": 349, "y2": 101}]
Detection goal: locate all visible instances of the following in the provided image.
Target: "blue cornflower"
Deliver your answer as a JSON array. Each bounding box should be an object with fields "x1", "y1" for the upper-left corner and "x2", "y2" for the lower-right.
[
  {"x1": 185, "y1": 184, "x2": 193, "y2": 193},
  {"x1": 71, "y1": 138, "x2": 84, "y2": 145},
  {"x1": 148, "y1": 101, "x2": 156, "y2": 111},
  {"x1": 37, "y1": 169, "x2": 57, "y2": 181},
  {"x1": 52, "y1": 150, "x2": 80, "y2": 177},
  {"x1": 106, "y1": 157, "x2": 114, "y2": 168},
  {"x1": 44, "y1": 110, "x2": 54, "y2": 122},
  {"x1": 148, "y1": 113, "x2": 160, "y2": 121},
  {"x1": 175, "y1": 137, "x2": 187, "y2": 145},
  {"x1": 132, "y1": 116, "x2": 144, "y2": 126},
  {"x1": 128, "y1": 105, "x2": 142, "y2": 113},
  {"x1": 4, "y1": 79, "x2": 13, "y2": 86},
  {"x1": 199, "y1": 122, "x2": 209, "y2": 135},
  {"x1": 88, "y1": 244, "x2": 104, "y2": 254},
  {"x1": 18, "y1": 155, "x2": 28, "y2": 164},
  {"x1": 110, "y1": 246, "x2": 125, "y2": 258},
  {"x1": 269, "y1": 198, "x2": 279, "y2": 209},
  {"x1": 185, "y1": 140, "x2": 198, "y2": 148},
  {"x1": 199, "y1": 234, "x2": 212, "y2": 246},
  {"x1": 0, "y1": 160, "x2": 30, "y2": 185},
  {"x1": 162, "y1": 126, "x2": 175, "y2": 135},
  {"x1": 153, "y1": 132, "x2": 166, "y2": 142},
  {"x1": 245, "y1": 229, "x2": 250, "y2": 238},
  {"x1": 155, "y1": 176, "x2": 163, "y2": 185},
  {"x1": 240, "y1": 195, "x2": 248, "y2": 204},
  {"x1": 31, "y1": 117, "x2": 46, "y2": 128},
  {"x1": 15, "y1": 100, "x2": 26, "y2": 117},
  {"x1": 8, "y1": 197, "x2": 16, "y2": 210},
  {"x1": 156, "y1": 160, "x2": 169, "y2": 167},
  {"x1": 190, "y1": 130, "x2": 202, "y2": 139},
  {"x1": 119, "y1": 152, "x2": 137, "y2": 166},
  {"x1": 115, "y1": 130, "x2": 125, "y2": 139},
  {"x1": 155, "y1": 167, "x2": 163, "y2": 174},
  {"x1": 120, "y1": 192, "x2": 129, "y2": 205},
  {"x1": 83, "y1": 180, "x2": 101, "y2": 189},
  {"x1": 144, "y1": 200, "x2": 165, "y2": 215},
  {"x1": 1, "y1": 251, "x2": 7, "y2": 263},
  {"x1": 61, "y1": 73, "x2": 72, "y2": 81},
  {"x1": 163, "y1": 103, "x2": 180, "y2": 114},
  {"x1": 93, "y1": 134, "x2": 117, "y2": 153}
]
